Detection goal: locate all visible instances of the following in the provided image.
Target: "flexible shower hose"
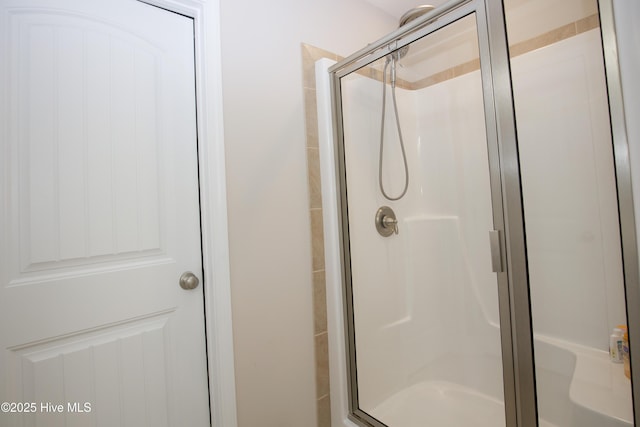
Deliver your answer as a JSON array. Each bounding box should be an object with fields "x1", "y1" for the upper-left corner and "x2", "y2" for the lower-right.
[{"x1": 379, "y1": 54, "x2": 409, "y2": 201}]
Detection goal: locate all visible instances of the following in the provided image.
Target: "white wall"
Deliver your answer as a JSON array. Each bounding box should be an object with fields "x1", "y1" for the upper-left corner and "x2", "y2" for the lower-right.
[{"x1": 218, "y1": 1, "x2": 395, "y2": 425}]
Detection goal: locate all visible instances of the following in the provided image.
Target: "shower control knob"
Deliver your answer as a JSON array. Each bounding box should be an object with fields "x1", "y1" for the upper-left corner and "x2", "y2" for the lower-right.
[
  {"x1": 179, "y1": 271, "x2": 200, "y2": 290},
  {"x1": 375, "y1": 206, "x2": 399, "y2": 237},
  {"x1": 383, "y1": 216, "x2": 399, "y2": 234}
]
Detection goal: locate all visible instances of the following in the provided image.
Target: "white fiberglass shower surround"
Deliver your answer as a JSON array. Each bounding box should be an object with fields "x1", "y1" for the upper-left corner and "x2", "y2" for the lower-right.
[{"x1": 316, "y1": 0, "x2": 639, "y2": 426}]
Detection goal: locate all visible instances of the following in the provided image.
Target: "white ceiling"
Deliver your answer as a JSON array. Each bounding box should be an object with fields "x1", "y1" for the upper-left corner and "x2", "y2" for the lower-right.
[{"x1": 362, "y1": 0, "x2": 450, "y2": 21}]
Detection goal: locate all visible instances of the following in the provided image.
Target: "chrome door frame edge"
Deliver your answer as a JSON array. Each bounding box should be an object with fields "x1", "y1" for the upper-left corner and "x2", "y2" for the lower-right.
[
  {"x1": 481, "y1": 1, "x2": 537, "y2": 425},
  {"x1": 599, "y1": 0, "x2": 640, "y2": 420}
]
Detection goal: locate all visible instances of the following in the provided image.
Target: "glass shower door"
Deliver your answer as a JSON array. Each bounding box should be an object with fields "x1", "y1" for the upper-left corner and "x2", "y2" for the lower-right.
[
  {"x1": 334, "y1": 4, "x2": 517, "y2": 426},
  {"x1": 503, "y1": 0, "x2": 635, "y2": 425}
]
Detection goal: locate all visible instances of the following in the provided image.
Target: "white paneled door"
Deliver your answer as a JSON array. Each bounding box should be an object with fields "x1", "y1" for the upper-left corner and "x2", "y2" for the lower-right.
[{"x1": 0, "y1": 0, "x2": 211, "y2": 426}]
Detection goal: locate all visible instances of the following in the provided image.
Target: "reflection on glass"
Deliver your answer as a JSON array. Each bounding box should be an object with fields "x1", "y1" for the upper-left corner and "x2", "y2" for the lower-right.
[
  {"x1": 504, "y1": 0, "x2": 634, "y2": 425},
  {"x1": 341, "y1": 14, "x2": 507, "y2": 427}
]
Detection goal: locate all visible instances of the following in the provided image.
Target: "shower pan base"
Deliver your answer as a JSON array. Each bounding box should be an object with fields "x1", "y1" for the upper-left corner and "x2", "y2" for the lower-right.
[
  {"x1": 366, "y1": 335, "x2": 633, "y2": 427},
  {"x1": 369, "y1": 381, "x2": 558, "y2": 427}
]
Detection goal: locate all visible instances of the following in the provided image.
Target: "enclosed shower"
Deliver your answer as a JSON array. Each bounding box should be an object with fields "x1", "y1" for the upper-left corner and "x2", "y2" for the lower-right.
[{"x1": 315, "y1": 0, "x2": 639, "y2": 426}]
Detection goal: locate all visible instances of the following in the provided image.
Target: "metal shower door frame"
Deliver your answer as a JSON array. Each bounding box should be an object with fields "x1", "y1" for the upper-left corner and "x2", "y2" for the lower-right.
[
  {"x1": 328, "y1": 0, "x2": 537, "y2": 426},
  {"x1": 599, "y1": 0, "x2": 640, "y2": 420}
]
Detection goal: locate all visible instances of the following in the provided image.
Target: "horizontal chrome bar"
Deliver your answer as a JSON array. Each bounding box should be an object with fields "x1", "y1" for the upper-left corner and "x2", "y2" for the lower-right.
[{"x1": 328, "y1": 0, "x2": 473, "y2": 76}]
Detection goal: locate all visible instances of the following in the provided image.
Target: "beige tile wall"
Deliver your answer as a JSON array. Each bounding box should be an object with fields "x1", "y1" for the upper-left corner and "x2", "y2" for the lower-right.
[
  {"x1": 300, "y1": 15, "x2": 598, "y2": 427},
  {"x1": 509, "y1": 14, "x2": 600, "y2": 58},
  {"x1": 302, "y1": 44, "x2": 341, "y2": 427},
  {"x1": 409, "y1": 14, "x2": 600, "y2": 90}
]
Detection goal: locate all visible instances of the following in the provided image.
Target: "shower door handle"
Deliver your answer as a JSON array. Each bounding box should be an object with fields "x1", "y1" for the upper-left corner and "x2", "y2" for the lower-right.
[{"x1": 489, "y1": 230, "x2": 504, "y2": 273}]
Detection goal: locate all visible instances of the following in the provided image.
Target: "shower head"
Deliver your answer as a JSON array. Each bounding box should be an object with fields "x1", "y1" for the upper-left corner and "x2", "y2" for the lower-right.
[
  {"x1": 395, "y1": 5, "x2": 435, "y2": 59},
  {"x1": 399, "y1": 5, "x2": 435, "y2": 27}
]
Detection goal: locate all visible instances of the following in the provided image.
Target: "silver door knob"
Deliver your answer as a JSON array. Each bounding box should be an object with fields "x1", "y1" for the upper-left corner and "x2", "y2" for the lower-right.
[{"x1": 179, "y1": 271, "x2": 200, "y2": 290}]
